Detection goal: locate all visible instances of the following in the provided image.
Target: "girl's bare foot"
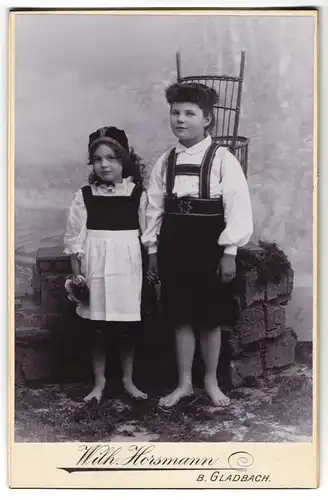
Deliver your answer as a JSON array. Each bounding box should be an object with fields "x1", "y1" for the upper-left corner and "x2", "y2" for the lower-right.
[
  {"x1": 123, "y1": 379, "x2": 148, "y2": 400},
  {"x1": 204, "y1": 377, "x2": 230, "y2": 407},
  {"x1": 84, "y1": 377, "x2": 106, "y2": 403},
  {"x1": 159, "y1": 384, "x2": 193, "y2": 408}
]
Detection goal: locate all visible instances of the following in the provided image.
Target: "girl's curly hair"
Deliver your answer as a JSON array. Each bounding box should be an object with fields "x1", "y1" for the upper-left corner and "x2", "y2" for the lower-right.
[{"x1": 88, "y1": 141, "x2": 145, "y2": 186}]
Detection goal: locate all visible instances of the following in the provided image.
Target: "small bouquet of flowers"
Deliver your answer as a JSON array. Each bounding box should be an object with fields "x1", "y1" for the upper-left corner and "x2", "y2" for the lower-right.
[{"x1": 64, "y1": 274, "x2": 90, "y2": 305}]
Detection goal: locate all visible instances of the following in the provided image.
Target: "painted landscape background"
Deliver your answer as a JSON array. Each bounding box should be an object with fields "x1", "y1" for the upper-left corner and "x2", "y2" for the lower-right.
[{"x1": 14, "y1": 13, "x2": 314, "y2": 340}]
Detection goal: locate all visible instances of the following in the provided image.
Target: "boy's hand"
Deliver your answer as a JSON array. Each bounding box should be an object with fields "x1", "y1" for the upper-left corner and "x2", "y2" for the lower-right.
[
  {"x1": 217, "y1": 254, "x2": 236, "y2": 283},
  {"x1": 147, "y1": 253, "x2": 159, "y2": 284}
]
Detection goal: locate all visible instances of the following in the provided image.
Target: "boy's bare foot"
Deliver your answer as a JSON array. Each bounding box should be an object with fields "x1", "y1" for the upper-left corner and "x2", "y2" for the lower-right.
[
  {"x1": 204, "y1": 377, "x2": 230, "y2": 407},
  {"x1": 159, "y1": 384, "x2": 193, "y2": 408},
  {"x1": 84, "y1": 378, "x2": 106, "y2": 403},
  {"x1": 123, "y1": 379, "x2": 148, "y2": 400}
]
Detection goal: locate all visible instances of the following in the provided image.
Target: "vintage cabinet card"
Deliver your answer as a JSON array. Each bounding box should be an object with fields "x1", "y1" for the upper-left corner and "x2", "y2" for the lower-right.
[{"x1": 8, "y1": 7, "x2": 318, "y2": 489}]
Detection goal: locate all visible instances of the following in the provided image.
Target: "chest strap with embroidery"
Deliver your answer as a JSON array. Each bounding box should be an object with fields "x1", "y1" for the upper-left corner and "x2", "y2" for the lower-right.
[
  {"x1": 165, "y1": 142, "x2": 220, "y2": 199},
  {"x1": 164, "y1": 143, "x2": 223, "y2": 216}
]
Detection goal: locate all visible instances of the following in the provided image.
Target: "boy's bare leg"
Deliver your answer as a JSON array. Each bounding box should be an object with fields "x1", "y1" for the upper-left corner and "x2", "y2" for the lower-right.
[
  {"x1": 84, "y1": 338, "x2": 106, "y2": 403},
  {"x1": 200, "y1": 326, "x2": 230, "y2": 406},
  {"x1": 121, "y1": 350, "x2": 148, "y2": 399},
  {"x1": 159, "y1": 325, "x2": 194, "y2": 407}
]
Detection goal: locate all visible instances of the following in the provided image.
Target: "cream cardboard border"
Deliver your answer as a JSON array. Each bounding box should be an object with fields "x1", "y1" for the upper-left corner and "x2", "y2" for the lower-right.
[{"x1": 8, "y1": 8, "x2": 319, "y2": 489}]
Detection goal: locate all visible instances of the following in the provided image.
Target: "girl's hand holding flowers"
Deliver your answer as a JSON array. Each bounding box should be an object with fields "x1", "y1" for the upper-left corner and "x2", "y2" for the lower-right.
[
  {"x1": 72, "y1": 274, "x2": 86, "y2": 286},
  {"x1": 65, "y1": 274, "x2": 89, "y2": 304}
]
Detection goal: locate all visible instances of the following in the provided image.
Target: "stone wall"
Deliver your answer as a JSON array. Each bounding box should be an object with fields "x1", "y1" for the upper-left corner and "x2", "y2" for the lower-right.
[{"x1": 229, "y1": 241, "x2": 296, "y2": 387}]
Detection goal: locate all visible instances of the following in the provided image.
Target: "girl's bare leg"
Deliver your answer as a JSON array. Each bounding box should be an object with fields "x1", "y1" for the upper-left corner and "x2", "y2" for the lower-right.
[
  {"x1": 159, "y1": 325, "x2": 195, "y2": 407},
  {"x1": 84, "y1": 337, "x2": 106, "y2": 403},
  {"x1": 121, "y1": 350, "x2": 148, "y2": 399},
  {"x1": 200, "y1": 326, "x2": 230, "y2": 406}
]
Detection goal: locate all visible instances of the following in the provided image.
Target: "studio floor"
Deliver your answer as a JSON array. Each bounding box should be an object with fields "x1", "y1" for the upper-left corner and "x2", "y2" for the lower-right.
[{"x1": 14, "y1": 362, "x2": 313, "y2": 443}]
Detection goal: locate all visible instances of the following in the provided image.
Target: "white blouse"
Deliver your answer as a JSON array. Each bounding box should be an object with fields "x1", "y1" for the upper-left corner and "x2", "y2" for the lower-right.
[
  {"x1": 63, "y1": 178, "x2": 147, "y2": 259},
  {"x1": 141, "y1": 135, "x2": 253, "y2": 256}
]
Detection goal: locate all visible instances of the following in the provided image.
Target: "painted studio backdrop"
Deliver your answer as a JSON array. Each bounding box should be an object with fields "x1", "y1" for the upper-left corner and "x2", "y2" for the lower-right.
[{"x1": 14, "y1": 13, "x2": 314, "y2": 341}]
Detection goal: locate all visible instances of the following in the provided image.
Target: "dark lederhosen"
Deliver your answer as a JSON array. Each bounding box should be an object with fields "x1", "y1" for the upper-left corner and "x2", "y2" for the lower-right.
[
  {"x1": 81, "y1": 183, "x2": 144, "y2": 346},
  {"x1": 157, "y1": 144, "x2": 239, "y2": 330}
]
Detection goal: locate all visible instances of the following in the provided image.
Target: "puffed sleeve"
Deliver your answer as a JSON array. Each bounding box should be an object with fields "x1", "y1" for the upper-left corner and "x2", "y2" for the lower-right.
[
  {"x1": 140, "y1": 152, "x2": 167, "y2": 254},
  {"x1": 138, "y1": 190, "x2": 148, "y2": 235},
  {"x1": 63, "y1": 189, "x2": 87, "y2": 258},
  {"x1": 217, "y1": 148, "x2": 253, "y2": 255}
]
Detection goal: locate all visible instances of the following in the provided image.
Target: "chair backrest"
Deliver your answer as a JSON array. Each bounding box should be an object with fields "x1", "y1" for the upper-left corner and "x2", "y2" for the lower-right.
[
  {"x1": 212, "y1": 135, "x2": 249, "y2": 178},
  {"x1": 176, "y1": 51, "x2": 246, "y2": 154}
]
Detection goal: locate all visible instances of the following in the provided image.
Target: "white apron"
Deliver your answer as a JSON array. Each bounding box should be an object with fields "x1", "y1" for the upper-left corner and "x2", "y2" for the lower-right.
[{"x1": 77, "y1": 229, "x2": 142, "y2": 322}]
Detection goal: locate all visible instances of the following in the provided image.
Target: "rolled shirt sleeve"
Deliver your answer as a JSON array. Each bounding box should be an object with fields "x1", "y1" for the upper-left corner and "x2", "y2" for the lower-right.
[
  {"x1": 140, "y1": 153, "x2": 167, "y2": 254},
  {"x1": 217, "y1": 148, "x2": 253, "y2": 255}
]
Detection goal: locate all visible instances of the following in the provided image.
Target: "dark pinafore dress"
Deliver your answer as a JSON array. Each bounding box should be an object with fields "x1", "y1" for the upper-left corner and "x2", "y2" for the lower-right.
[
  {"x1": 75, "y1": 183, "x2": 143, "y2": 323},
  {"x1": 157, "y1": 144, "x2": 239, "y2": 330}
]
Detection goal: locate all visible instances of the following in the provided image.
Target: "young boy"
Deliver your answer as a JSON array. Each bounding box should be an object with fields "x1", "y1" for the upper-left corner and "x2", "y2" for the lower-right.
[{"x1": 141, "y1": 82, "x2": 253, "y2": 407}]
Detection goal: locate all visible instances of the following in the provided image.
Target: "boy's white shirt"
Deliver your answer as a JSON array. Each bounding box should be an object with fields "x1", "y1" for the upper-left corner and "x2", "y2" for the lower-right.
[
  {"x1": 141, "y1": 135, "x2": 253, "y2": 256},
  {"x1": 63, "y1": 178, "x2": 147, "y2": 258}
]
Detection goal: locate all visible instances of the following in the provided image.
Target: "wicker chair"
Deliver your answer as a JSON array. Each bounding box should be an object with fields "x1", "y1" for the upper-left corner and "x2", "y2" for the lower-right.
[{"x1": 176, "y1": 50, "x2": 249, "y2": 176}]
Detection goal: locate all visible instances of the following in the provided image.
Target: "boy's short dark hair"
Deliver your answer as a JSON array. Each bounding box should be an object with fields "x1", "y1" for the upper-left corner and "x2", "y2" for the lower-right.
[{"x1": 165, "y1": 82, "x2": 218, "y2": 116}]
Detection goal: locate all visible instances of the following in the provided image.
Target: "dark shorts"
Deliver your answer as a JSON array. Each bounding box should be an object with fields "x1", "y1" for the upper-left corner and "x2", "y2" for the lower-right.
[
  {"x1": 159, "y1": 271, "x2": 239, "y2": 330},
  {"x1": 158, "y1": 213, "x2": 240, "y2": 330}
]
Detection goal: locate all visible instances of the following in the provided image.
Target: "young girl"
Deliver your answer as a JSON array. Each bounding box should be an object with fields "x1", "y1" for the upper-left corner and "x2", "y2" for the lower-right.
[
  {"x1": 64, "y1": 126, "x2": 148, "y2": 403},
  {"x1": 141, "y1": 83, "x2": 253, "y2": 408}
]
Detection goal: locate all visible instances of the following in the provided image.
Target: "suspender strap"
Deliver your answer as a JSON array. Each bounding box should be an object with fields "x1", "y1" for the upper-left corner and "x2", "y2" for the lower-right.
[
  {"x1": 81, "y1": 185, "x2": 93, "y2": 209},
  {"x1": 199, "y1": 143, "x2": 220, "y2": 199},
  {"x1": 165, "y1": 148, "x2": 177, "y2": 196}
]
